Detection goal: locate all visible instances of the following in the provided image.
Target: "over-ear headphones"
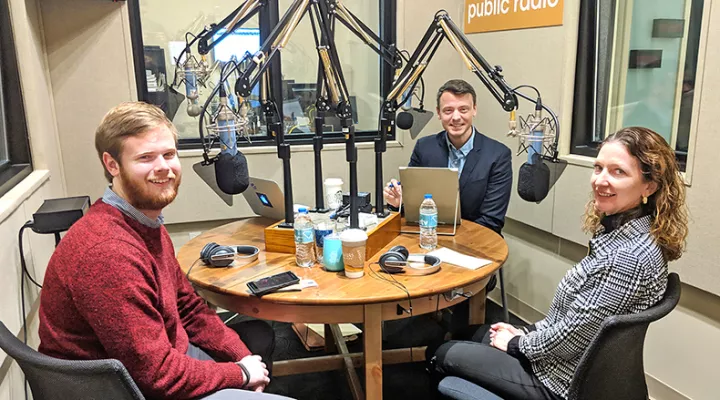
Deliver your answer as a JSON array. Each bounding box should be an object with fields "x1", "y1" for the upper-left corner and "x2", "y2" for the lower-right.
[
  {"x1": 378, "y1": 245, "x2": 441, "y2": 275},
  {"x1": 200, "y1": 242, "x2": 259, "y2": 268}
]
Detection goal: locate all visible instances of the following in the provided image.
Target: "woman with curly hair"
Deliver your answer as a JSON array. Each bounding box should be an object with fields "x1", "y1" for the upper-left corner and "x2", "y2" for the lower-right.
[{"x1": 428, "y1": 127, "x2": 689, "y2": 400}]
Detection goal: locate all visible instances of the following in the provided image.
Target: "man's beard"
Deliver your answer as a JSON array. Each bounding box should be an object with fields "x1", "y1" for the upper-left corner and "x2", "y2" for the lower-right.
[{"x1": 119, "y1": 168, "x2": 181, "y2": 211}]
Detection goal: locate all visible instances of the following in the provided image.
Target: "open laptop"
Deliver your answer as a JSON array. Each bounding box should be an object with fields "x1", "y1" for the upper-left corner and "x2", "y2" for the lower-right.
[
  {"x1": 398, "y1": 167, "x2": 461, "y2": 226},
  {"x1": 242, "y1": 177, "x2": 285, "y2": 220}
]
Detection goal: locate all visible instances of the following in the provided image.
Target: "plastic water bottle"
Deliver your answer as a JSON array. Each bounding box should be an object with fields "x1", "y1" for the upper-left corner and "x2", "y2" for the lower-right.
[
  {"x1": 294, "y1": 208, "x2": 316, "y2": 267},
  {"x1": 419, "y1": 194, "x2": 438, "y2": 250}
]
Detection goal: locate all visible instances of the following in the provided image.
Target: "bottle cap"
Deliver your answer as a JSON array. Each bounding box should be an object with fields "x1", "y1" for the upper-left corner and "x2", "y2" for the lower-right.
[
  {"x1": 299, "y1": 207, "x2": 308, "y2": 213},
  {"x1": 424, "y1": 194, "x2": 432, "y2": 199}
]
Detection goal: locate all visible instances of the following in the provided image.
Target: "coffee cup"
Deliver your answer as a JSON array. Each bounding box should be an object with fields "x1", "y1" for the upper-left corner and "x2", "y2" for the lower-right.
[{"x1": 339, "y1": 229, "x2": 367, "y2": 279}]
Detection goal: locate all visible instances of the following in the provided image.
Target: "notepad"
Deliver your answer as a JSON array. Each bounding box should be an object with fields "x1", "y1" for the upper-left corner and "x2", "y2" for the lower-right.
[{"x1": 428, "y1": 247, "x2": 492, "y2": 270}]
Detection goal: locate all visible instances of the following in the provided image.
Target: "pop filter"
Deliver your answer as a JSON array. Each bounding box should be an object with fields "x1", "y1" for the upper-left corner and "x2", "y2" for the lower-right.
[
  {"x1": 397, "y1": 108, "x2": 433, "y2": 139},
  {"x1": 193, "y1": 161, "x2": 234, "y2": 206}
]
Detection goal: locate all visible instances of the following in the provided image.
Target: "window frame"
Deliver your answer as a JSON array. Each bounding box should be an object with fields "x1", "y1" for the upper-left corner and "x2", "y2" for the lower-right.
[
  {"x1": 569, "y1": 0, "x2": 706, "y2": 178},
  {"x1": 127, "y1": 0, "x2": 397, "y2": 150},
  {"x1": 0, "y1": 0, "x2": 33, "y2": 199}
]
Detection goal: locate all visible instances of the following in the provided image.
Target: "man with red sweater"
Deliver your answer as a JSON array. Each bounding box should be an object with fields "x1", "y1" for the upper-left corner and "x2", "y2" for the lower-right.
[{"x1": 38, "y1": 102, "x2": 291, "y2": 400}]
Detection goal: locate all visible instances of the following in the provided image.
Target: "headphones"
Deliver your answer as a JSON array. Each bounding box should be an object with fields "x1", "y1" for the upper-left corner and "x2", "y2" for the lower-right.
[
  {"x1": 378, "y1": 245, "x2": 441, "y2": 275},
  {"x1": 200, "y1": 242, "x2": 259, "y2": 268}
]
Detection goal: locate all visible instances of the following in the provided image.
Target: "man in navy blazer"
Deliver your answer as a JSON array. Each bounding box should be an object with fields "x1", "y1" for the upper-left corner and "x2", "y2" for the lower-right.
[{"x1": 385, "y1": 79, "x2": 512, "y2": 234}]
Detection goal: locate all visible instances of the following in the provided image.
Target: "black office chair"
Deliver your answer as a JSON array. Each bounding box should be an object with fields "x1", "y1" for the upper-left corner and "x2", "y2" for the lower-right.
[
  {"x1": 0, "y1": 321, "x2": 145, "y2": 400},
  {"x1": 438, "y1": 272, "x2": 682, "y2": 400}
]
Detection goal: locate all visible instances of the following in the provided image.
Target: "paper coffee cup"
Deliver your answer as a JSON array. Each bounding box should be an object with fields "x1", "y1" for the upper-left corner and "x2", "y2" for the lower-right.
[{"x1": 340, "y1": 229, "x2": 367, "y2": 279}]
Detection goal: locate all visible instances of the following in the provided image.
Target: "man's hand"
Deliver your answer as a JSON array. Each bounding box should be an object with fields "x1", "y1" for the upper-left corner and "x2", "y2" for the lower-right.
[
  {"x1": 383, "y1": 179, "x2": 402, "y2": 208},
  {"x1": 238, "y1": 355, "x2": 270, "y2": 391},
  {"x1": 490, "y1": 322, "x2": 525, "y2": 337},
  {"x1": 489, "y1": 328, "x2": 517, "y2": 352}
]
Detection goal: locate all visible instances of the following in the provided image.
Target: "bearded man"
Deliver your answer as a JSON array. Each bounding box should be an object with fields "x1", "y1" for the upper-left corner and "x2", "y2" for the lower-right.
[{"x1": 38, "y1": 102, "x2": 291, "y2": 400}]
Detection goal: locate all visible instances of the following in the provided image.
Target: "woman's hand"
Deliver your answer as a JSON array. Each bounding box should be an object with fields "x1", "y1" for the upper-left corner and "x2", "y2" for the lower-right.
[
  {"x1": 489, "y1": 328, "x2": 518, "y2": 352},
  {"x1": 490, "y1": 322, "x2": 525, "y2": 337}
]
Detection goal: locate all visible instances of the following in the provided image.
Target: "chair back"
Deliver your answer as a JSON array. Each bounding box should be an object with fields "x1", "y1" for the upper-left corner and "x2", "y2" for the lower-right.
[
  {"x1": 0, "y1": 321, "x2": 144, "y2": 400},
  {"x1": 567, "y1": 272, "x2": 681, "y2": 400}
]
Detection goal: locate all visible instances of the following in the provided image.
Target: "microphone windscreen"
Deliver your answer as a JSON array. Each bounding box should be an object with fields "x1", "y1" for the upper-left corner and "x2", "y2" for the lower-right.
[
  {"x1": 215, "y1": 151, "x2": 250, "y2": 195},
  {"x1": 396, "y1": 111, "x2": 414, "y2": 130},
  {"x1": 517, "y1": 161, "x2": 550, "y2": 202}
]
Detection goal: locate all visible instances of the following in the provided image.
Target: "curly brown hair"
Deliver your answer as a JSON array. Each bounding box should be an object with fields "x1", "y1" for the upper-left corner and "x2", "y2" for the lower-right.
[{"x1": 582, "y1": 127, "x2": 688, "y2": 261}]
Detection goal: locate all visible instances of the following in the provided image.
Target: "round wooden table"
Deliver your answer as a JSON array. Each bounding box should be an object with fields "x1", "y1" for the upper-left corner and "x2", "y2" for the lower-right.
[{"x1": 177, "y1": 216, "x2": 508, "y2": 400}]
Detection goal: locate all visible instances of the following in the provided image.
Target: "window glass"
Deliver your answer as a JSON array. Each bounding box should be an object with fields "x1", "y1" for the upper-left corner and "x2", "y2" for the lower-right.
[
  {"x1": 571, "y1": 0, "x2": 703, "y2": 172},
  {"x1": 278, "y1": 0, "x2": 381, "y2": 135},
  {"x1": 139, "y1": 1, "x2": 263, "y2": 141}
]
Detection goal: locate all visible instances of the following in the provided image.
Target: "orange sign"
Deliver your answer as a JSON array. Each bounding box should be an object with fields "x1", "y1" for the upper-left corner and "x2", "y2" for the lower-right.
[{"x1": 464, "y1": 0, "x2": 564, "y2": 34}]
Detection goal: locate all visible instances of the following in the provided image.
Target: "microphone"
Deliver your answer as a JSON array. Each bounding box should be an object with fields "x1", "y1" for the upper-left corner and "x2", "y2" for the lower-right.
[
  {"x1": 210, "y1": 84, "x2": 250, "y2": 195},
  {"x1": 397, "y1": 108, "x2": 434, "y2": 139},
  {"x1": 515, "y1": 103, "x2": 556, "y2": 202},
  {"x1": 214, "y1": 151, "x2": 250, "y2": 195},
  {"x1": 526, "y1": 104, "x2": 544, "y2": 164},
  {"x1": 397, "y1": 111, "x2": 414, "y2": 130},
  {"x1": 178, "y1": 47, "x2": 207, "y2": 117},
  {"x1": 517, "y1": 153, "x2": 551, "y2": 202}
]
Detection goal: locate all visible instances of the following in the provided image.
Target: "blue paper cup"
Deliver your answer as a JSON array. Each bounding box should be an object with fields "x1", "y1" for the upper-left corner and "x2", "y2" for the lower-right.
[
  {"x1": 322, "y1": 233, "x2": 344, "y2": 272},
  {"x1": 314, "y1": 223, "x2": 334, "y2": 265}
]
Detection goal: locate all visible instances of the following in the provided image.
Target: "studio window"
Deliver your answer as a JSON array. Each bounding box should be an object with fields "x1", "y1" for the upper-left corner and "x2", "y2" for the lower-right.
[
  {"x1": 571, "y1": 0, "x2": 705, "y2": 172},
  {"x1": 0, "y1": 0, "x2": 33, "y2": 198},
  {"x1": 128, "y1": 0, "x2": 396, "y2": 150}
]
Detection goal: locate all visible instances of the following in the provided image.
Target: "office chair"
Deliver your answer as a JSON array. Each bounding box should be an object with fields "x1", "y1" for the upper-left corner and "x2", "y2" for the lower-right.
[
  {"x1": 0, "y1": 321, "x2": 145, "y2": 400},
  {"x1": 438, "y1": 272, "x2": 682, "y2": 400}
]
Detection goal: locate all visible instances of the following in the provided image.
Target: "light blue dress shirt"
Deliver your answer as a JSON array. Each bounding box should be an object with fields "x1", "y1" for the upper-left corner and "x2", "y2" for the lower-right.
[
  {"x1": 102, "y1": 186, "x2": 164, "y2": 228},
  {"x1": 446, "y1": 128, "x2": 476, "y2": 175}
]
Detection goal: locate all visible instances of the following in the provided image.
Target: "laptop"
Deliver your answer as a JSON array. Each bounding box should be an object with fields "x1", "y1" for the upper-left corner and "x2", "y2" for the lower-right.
[
  {"x1": 242, "y1": 177, "x2": 285, "y2": 220},
  {"x1": 398, "y1": 167, "x2": 461, "y2": 225}
]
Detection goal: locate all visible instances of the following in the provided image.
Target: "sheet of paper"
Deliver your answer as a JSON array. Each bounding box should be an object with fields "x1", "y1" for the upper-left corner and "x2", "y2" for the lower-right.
[
  {"x1": 428, "y1": 247, "x2": 492, "y2": 270},
  {"x1": 306, "y1": 323, "x2": 362, "y2": 339}
]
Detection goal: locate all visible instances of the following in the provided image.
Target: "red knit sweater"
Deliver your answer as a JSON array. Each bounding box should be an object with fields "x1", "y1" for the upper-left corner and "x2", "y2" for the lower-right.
[{"x1": 38, "y1": 201, "x2": 252, "y2": 399}]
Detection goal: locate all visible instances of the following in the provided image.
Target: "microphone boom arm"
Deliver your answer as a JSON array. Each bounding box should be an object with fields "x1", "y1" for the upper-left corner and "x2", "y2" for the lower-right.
[{"x1": 385, "y1": 10, "x2": 518, "y2": 114}]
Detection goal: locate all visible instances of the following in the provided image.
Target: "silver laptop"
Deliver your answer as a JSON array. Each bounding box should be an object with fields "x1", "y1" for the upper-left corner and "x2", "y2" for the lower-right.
[
  {"x1": 398, "y1": 167, "x2": 461, "y2": 225},
  {"x1": 242, "y1": 177, "x2": 285, "y2": 220}
]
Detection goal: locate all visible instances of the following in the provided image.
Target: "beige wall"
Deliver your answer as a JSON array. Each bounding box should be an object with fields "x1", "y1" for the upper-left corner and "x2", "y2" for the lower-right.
[
  {"x1": 0, "y1": 0, "x2": 66, "y2": 397},
  {"x1": 3, "y1": 0, "x2": 720, "y2": 399}
]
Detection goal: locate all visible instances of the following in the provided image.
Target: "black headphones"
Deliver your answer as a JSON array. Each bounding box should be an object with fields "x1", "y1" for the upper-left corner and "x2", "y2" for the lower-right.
[
  {"x1": 378, "y1": 245, "x2": 441, "y2": 275},
  {"x1": 200, "y1": 242, "x2": 259, "y2": 268}
]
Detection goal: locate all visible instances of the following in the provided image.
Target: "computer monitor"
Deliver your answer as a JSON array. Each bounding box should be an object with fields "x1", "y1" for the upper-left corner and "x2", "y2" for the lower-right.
[{"x1": 212, "y1": 28, "x2": 260, "y2": 63}]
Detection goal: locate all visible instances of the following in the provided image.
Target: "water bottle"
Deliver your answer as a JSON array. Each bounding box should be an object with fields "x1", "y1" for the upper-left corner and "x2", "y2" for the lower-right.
[
  {"x1": 294, "y1": 208, "x2": 316, "y2": 267},
  {"x1": 419, "y1": 194, "x2": 438, "y2": 250}
]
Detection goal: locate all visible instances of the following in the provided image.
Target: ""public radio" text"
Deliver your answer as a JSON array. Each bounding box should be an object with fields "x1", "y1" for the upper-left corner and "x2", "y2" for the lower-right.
[{"x1": 467, "y1": 0, "x2": 561, "y2": 24}]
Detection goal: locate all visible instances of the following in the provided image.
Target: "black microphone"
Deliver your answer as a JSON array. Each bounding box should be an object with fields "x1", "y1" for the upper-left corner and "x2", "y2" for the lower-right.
[
  {"x1": 397, "y1": 111, "x2": 414, "y2": 130},
  {"x1": 214, "y1": 151, "x2": 250, "y2": 195},
  {"x1": 517, "y1": 153, "x2": 550, "y2": 202}
]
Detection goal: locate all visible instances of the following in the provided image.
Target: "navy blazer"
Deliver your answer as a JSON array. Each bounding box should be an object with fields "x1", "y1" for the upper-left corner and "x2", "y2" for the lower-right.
[{"x1": 408, "y1": 129, "x2": 512, "y2": 234}]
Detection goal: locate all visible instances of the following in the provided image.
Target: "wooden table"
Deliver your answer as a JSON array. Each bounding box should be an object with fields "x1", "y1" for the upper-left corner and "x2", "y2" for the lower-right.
[{"x1": 177, "y1": 217, "x2": 508, "y2": 400}]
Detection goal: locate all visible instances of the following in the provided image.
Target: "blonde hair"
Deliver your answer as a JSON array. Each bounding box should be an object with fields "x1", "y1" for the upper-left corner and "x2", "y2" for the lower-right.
[
  {"x1": 94, "y1": 102, "x2": 178, "y2": 182},
  {"x1": 582, "y1": 127, "x2": 689, "y2": 261}
]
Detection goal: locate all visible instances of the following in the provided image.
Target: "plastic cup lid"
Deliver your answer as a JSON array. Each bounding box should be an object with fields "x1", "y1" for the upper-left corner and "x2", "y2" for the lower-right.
[
  {"x1": 340, "y1": 228, "x2": 367, "y2": 242},
  {"x1": 324, "y1": 178, "x2": 343, "y2": 186}
]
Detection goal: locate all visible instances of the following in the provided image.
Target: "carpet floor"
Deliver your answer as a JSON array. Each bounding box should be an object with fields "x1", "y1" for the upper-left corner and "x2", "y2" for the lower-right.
[{"x1": 221, "y1": 299, "x2": 525, "y2": 400}]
